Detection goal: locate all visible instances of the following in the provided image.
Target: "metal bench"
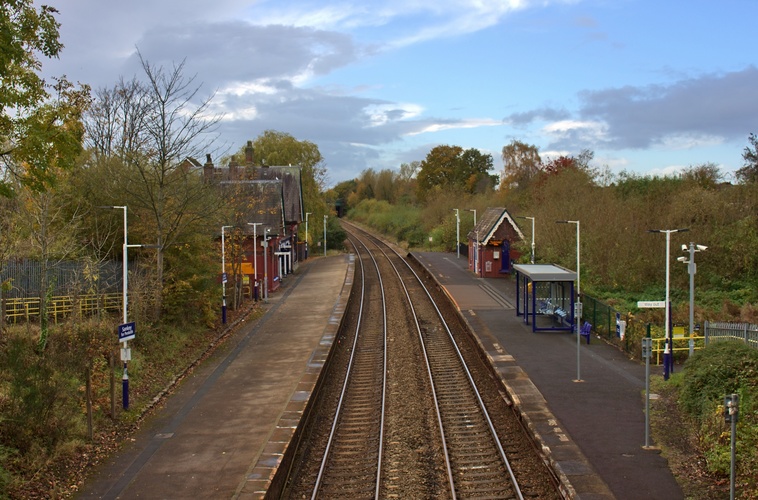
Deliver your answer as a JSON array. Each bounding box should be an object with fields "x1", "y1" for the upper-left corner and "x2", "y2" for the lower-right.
[{"x1": 580, "y1": 321, "x2": 592, "y2": 344}]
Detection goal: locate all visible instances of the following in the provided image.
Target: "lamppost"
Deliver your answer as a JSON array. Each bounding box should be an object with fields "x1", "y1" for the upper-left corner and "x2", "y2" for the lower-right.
[
  {"x1": 221, "y1": 225, "x2": 233, "y2": 323},
  {"x1": 305, "y1": 212, "x2": 312, "y2": 258},
  {"x1": 248, "y1": 223, "x2": 262, "y2": 301},
  {"x1": 518, "y1": 216, "x2": 536, "y2": 264},
  {"x1": 648, "y1": 228, "x2": 689, "y2": 380},
  {"x1": 453, "y1": 209, "x2": 460, "y2": 258},
  {"x1": 469, "y1": 209, "x2": 477, "y2": 274},
  {"x1": 678, "y1": 242, "x2": 707, "y2": 356},
  {"x1": 262, "y1": 228, "x2": 271, "y2": 302},
  {"x1": 557, "y1": 220, "x2": 582, "y2": 382},
  {"x1": 323, "y1": 215, "x2": 328, "y2": 257},
  {"x1": 99, "y1": 205, "x2": 132, "y2": 409}
]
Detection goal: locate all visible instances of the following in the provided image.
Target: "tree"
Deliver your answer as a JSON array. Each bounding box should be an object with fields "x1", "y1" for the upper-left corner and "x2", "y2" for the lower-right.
[
  {"x1": 679, "y1": 162, "x2": 723, "y2": 189},
  {"x1": 416, "y1": 145, "x2": 495, "y2": 201},
  {"x1": 0, "y1": 1, "x2": 90, "y2": 197},
  {"x1": 242, "y1": 130, "x2": 331, "y2": 243},
  {"x1": 84, "y1": 53, "x2": 224, "y2": 312},
  {"x1": 500, "y1": 140, "x2": 542, "y2": 191},
  {"x1": 736, "y1": 132, "x2": 758, "y2": 183}
]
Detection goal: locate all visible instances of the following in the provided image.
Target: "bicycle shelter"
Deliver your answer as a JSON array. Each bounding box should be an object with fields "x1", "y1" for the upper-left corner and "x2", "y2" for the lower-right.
[{"x1": 514, "y1": 264, "x2": 577, "y2": 332}]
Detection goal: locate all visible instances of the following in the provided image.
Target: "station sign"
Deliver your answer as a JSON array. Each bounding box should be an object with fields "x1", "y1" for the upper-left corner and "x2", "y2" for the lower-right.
[
  {"x1": 118, "y1": 322, "x2": 136, "y2": 342},
  {"x1": 637, "y1": 300, "x2": 666, "y2": 308}
]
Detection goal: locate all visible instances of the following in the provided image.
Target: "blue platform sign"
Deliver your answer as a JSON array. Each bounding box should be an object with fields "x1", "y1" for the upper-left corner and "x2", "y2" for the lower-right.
[{"x1": 118, "y1": 322, "x2": 136, "y2": 342}]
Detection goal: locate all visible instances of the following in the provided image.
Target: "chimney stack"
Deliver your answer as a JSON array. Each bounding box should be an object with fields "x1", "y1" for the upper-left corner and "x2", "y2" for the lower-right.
[{"x1": 245, "y1": 141, "x2": 254, "y2": 165}]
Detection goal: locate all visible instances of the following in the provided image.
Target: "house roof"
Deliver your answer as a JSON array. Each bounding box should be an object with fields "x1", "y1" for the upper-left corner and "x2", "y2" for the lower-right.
[
  {"x1": 220, "y1": 180, "x2": 285, "y2": 236},
  {"x1": 248, "y1": 166, "x2": 303, "y2": 223},
  {"x1": 467, "y1": 207, "x2": 525, "y2": 244}
]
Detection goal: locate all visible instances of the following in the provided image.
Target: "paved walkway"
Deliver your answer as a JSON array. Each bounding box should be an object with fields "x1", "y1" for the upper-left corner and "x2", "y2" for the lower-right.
[
  {"x1": 412, "y1": 251, "x2": 684, "y2": 500},
  {"x1": 77, "y1": 254, "x2": 352, "y2": 499}
]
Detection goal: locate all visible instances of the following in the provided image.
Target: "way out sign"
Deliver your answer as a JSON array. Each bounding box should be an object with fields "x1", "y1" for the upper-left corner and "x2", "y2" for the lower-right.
[
  {"x1": 118, "y1": 322, "x2": 136, "y2": 342},
  {"x1": 637, "y1": 301, "x2": 666, "y2": 309}
]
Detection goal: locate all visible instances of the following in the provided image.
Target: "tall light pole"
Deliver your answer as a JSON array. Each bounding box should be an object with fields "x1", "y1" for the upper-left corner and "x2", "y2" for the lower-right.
[
  {"x1": 469, "y1": 209, "x2": 477, "y2": 274},
  {"x1": 100, "y1": 206, "x2": 131, "y2": 409},
  {"x1": 323, "y1": 215, "x2": 328, "y2": 257},
  {"x1": 453, "y1": 209, "x2": 460, "y2": 258},
  {"x1": 305, "y1": 212, "x2": 312, "y2": 258},
  {"x1": 678, "y1": 242, "x2": 706, "y2": 356},
  {"x1": 248, "y1": 223, "x2": 262, "y2": 301},
  {"x1": 262, "y1": 228, "x2": 271, "y2": 302},
  {"x1": 221, "y1": 225, "x2": 233, "y2": 323},
  {"x1": 518, "y1": 216, "x2": 536, "y2": 264},
  {"x1": 648, "y1": 228, "x2": 689, "y2": 380},
  {"x1": 557, "y1": 220, "x2": 582, "y2": 382}
]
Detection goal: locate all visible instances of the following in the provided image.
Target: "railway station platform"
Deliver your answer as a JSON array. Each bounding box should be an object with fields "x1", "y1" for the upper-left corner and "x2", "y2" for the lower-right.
[
  {"x1": 76, "y1": 254, "x2": 354, "y2": 499},
  {"x1": 412, "y1": 251, "x2": 684, "y2": 500},
  {"x1": 76, "y1": 249, "x2": 683, "y2": 500}
]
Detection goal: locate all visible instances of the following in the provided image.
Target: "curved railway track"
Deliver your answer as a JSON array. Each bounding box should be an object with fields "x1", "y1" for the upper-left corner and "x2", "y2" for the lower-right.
[{"x1": 281, "y1": 222, "x2": 561, "y2": 499}]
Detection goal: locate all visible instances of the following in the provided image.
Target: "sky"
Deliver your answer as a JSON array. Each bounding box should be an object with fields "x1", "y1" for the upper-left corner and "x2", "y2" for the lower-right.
[{"x1": 40, "y1": 0, "x2": 758, "y2": 186}]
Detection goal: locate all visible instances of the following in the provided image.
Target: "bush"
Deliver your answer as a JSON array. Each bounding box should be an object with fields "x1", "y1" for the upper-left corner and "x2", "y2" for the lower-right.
[
  {"x1": 676, "y1": 341, "x2": 758, "y2": 491},
  {"x1": 678, "y1": 341, "x2": 758, "y2": 419}
]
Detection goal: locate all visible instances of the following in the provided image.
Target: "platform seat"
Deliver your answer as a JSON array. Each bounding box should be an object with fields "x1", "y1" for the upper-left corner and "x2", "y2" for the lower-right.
[{"x1": 580, "y1": 321, "x2": 592, "y2": 344}]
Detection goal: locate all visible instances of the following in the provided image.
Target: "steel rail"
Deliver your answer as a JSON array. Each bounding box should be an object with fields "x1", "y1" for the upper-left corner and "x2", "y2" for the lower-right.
[
  {"x1": 311, "y1": 236, "x2": 387, "y2": 499},
  {"x1": 350, "y1": 222, "x2": 524, "y2": 500}
]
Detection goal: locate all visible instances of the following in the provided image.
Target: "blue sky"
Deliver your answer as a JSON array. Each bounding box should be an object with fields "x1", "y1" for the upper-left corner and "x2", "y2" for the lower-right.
[{"x1": 41, "y1": 0, "x2": 758, "y2": 185}]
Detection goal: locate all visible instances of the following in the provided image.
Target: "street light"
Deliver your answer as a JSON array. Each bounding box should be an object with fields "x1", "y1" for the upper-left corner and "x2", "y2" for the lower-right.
[
  {"x1": 469, "y1": 209, "x2": 478, "y2": 274},
  {"x1": 518, "y1": 216, "x2": 536, "y2": 264},
  {"x1": 556, "y1": 220, "x2": 582, "y2": 382},
  {"x1": 323, "y1": 215, "x2": 328, "y2": 257},
  {"x1": 678, "y1": 242, "x2": 706, "y2": 356},
  {"x1": 221, "y1": 225, "x2": 234, "y2": 323},
  {"x1": 453, "y1": 209, "x2": 460, "y2": 258},
  {"x1": 262, "y1": 228, "x2": 271, "y2": 302},
  {"x1": 99, "y1": 205, "x2": 131, "y2": 409},
  {"x1": 248, "y1": 223, "x2": 262, "y2": 301},
  {"x1": 648, "y1": 228, "x2": 689, "y2": 380},
  {"x1": 305, "y1": 212, "x2": 312, "y2": 258}
]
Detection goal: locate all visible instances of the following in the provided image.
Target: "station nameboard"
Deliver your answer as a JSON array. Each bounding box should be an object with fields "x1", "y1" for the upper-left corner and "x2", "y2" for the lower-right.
[{"x1": 118, "y1": 322, "x2": 136, "y2": 342}]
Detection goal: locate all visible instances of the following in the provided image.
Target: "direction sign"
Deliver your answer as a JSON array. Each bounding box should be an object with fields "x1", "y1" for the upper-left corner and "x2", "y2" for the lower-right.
[
  {"x1": 118, "y1": 322, "x2": 136, "y2": 342},
  {"x1": 637, "y1": 301, "x2": 666, "y2": 308}
]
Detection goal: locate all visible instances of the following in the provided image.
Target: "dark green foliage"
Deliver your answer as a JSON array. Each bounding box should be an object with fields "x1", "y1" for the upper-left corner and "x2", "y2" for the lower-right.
[
  {"x1": 674, "y1": 341, "x2": 758, "y2": 487},
  {"x1": 678, "y1": 341, "x2": 758, "y2": 420},
  {"x1": 326, "y1": 215, "x2": 347, "y2": 250},
  {"x1": 0, "y1": 337, "x2": 83, "y2": 454}
]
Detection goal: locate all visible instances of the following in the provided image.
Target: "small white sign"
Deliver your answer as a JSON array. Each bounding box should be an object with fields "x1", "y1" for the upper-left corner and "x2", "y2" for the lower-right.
[{"x1": 637, "y1": 300, "x2": 666, "y2": 308}]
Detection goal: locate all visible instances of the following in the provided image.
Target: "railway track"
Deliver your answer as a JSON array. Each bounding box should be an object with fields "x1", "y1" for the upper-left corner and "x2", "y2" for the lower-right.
[{"x1": 281, "y1": 223, "x2": 561, "y2": 499}]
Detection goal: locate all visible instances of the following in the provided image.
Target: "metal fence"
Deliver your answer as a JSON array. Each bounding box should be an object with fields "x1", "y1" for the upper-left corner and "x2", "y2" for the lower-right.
[
  {"x1": 1, "y1": 259, "x2": 123, "y2": 298},
  {"x1": 582, "y1": 293, "x2": 620, "y2": 340},
  {"x1": 3, "y1": 293, "x2": 123, "y2": 324},
  {"x1": 704, "y1": 321, "x2": 758, "y2": 350}
]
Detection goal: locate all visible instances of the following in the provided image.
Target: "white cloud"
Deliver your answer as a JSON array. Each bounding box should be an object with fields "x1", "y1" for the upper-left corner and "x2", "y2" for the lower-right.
[
  {"x1": 542, "y1": 119, "x2": 608, "y2": 143},
  {"x1": 407, "y1": 118, "x2": 503, "y2": 135}
]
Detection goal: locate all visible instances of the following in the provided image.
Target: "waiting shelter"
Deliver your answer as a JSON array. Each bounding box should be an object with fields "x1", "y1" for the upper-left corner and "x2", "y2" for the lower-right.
[{"x1": 514, "y1": 264, "x2": 577, "y2": 332}]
